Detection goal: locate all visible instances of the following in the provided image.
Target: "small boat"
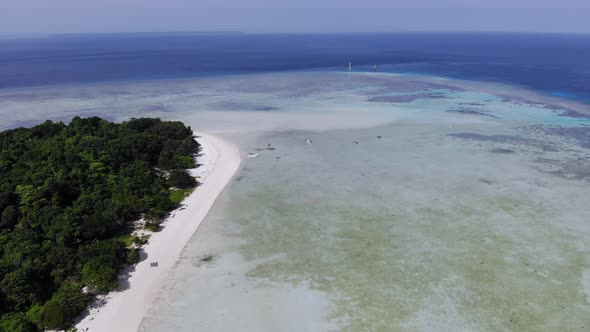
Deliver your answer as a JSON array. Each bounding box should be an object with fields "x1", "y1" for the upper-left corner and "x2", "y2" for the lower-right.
[
  {"x1": 150, "y1": 262, "x2": 158, "y2": 267},
  {"x1": 247, "y1": 153, "x2": 260, "y2": 158},
  {"x1": 305, "y1": 139, "x2": 313, "y2": 144}
]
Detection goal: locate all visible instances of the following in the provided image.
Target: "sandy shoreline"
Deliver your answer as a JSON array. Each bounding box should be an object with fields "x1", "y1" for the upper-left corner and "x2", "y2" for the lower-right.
[{"x1": 75, "y1": 132, "x2": 241, "y2": 332}]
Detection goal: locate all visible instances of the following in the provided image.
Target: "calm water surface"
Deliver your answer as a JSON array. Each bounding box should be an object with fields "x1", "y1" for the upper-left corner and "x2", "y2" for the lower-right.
[{"x1": 1, "y1": 67, "x2": 590, "y2": 330}]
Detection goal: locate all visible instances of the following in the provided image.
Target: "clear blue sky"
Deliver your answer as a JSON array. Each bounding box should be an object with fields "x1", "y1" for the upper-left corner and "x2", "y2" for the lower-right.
[{"x1": 1, "y1": 0, "x2": 589, "y2": 35}]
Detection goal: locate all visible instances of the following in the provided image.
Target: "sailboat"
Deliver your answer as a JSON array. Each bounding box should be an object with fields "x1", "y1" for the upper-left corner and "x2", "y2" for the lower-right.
[{"x1": 348, "y1": 62, "x2": 352, "y2": 72}]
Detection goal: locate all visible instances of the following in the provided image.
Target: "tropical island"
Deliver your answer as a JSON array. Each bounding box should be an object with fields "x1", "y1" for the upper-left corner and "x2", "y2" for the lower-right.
[{"x1": 0, "y1": 117, "x2": 201, "y2": 331}]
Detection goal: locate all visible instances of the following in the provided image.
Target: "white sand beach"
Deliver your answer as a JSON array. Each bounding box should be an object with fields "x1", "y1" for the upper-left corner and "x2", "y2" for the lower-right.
[{"x1": 75, "y1": 132, "x2": 241, "y2": 332}]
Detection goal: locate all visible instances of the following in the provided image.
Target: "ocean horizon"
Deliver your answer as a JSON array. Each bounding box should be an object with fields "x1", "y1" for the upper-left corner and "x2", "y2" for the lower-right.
[{"x1": 1, "y1": 32, "x2": 590, "y2": 104}]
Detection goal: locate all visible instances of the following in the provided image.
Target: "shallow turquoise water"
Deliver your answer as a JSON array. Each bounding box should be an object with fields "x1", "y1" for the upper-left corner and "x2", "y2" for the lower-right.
[
  {"x1": 137, "y1": 74, "x2": 590, "y2": 331},
  {"x1": 1, "y1": 71, "x2": 589, "y2": 331},
  {"x1": 148, "y1": 119, "x2": 590, "y2": 330}
]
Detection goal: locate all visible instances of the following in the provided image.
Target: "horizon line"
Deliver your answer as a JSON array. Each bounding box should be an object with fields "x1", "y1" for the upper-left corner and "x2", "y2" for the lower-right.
[{"x1": 1, "y1": 30, "x2": 590, "y2": 39}]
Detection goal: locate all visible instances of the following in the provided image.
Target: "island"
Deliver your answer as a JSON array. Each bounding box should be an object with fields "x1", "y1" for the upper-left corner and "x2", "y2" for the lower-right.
[{"x1": 0, "y1": 117, "x2": 205, "y2": 331}]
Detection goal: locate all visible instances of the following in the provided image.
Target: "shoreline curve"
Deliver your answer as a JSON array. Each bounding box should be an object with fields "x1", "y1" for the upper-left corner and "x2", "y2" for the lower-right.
[{"x1": 75, "y1": 132, "x2": 242, "y2": 332}]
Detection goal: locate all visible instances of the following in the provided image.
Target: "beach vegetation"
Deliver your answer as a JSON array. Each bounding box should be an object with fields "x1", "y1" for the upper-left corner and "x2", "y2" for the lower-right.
[
  {"x1": 144, "y1": 220, "x2": 161, "y2": 232},
  {"x1": 0, "y1": 117, "x2": 199, "y2": 330},
  {"x1": 0, "y1": 312, "x2": 35, "y2": 332},
  {"x1": 168, "y1": 169, "x2": 198, "y2": 189},
  {"x1": 126, "y1": 247, "x2": 140, "y2": 265},
  {"x1": 169, "y1": 187, "x2": 194, "y2": 206},
  {"x1": 133, "y1": 234, "x2": 150, "y2": 246}
]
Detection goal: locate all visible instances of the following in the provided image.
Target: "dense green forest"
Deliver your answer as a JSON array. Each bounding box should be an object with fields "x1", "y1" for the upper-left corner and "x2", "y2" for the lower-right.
[{"x1": 0, "y1": 117, "x2": 200, "y2": 331}]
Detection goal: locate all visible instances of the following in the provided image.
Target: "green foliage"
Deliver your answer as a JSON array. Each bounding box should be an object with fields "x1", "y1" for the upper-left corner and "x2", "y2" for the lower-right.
[
  {"x1": 0, "y1": 313, "x2": 34, "y2": 332},
  {"x1": 126, "y1": 248, "x2": 140, "y2": 265},
  {"x1": 144, "y1": 220, "x2": 161, "y2": 232},
  {"x1": 1, "y1": 205, "x2": 18, "y2": 228},
  {"x1": 24, "y1": 305, "x2": 42, "y2": 330},
  {"x1": 177, "y1": 155, "x2": 195, "y2": 169},
  {"x1": 144, "y1": 208, "x2": 165, "y2": 222},
  {"x1": 1, "y1": 269, "x2": 39, "y2": 311},
  {"x1": 169, "y1": 188, "x2": 194, "y2": 206},
  {"x1": 133, "y1": 235, "x2": 149, "y2": 246},
  {"x1": 38, "y1": 301, "x2": 64, "y2": 330},
  {"x1": 38, "y1": 282, "x2": 90, "y2": 330},
  {"x1": 0, "y1": 117, "x2": 199, "y2": 330},
  {"x1": 81, "y1": 257, "x2": 119, "y2": 294},
  {"x1": 168, "y1": 170, "x2": 197, "y2": 189}
]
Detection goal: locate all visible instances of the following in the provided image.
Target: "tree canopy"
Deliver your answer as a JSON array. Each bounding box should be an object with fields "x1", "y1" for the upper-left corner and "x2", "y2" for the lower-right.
[{"x1": 0, "y1": 117, "x2": 200, "y2": 331}]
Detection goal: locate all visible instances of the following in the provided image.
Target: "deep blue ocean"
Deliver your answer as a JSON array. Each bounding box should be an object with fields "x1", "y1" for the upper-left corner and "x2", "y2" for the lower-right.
[{"x1": 1, "y1": 32, "x2": 589, "y2": 103}]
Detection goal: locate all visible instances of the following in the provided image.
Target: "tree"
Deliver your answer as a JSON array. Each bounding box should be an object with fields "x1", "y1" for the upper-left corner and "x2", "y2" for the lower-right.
[
  {"x1": 0, "y1": 117, "x2": 200, "y2": 330},
  {"x1": 81, "y1": 257, "x2": 119, "y2": 294},
  {"x1": 39, "y1": 282, "x2": 90, "y2": 330},
  {"x1": 168, "y1": 170, "x2": 197, "y2": 189},
  {"x1": 0, "y1": 313, "x2": 35, "y2": 332},
  {"x1": 0, "y1": 205, "x2": 18, "y2": 228},
  {"x1": 0, "y1": 269, "x2": 37, "y2": 311}
]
